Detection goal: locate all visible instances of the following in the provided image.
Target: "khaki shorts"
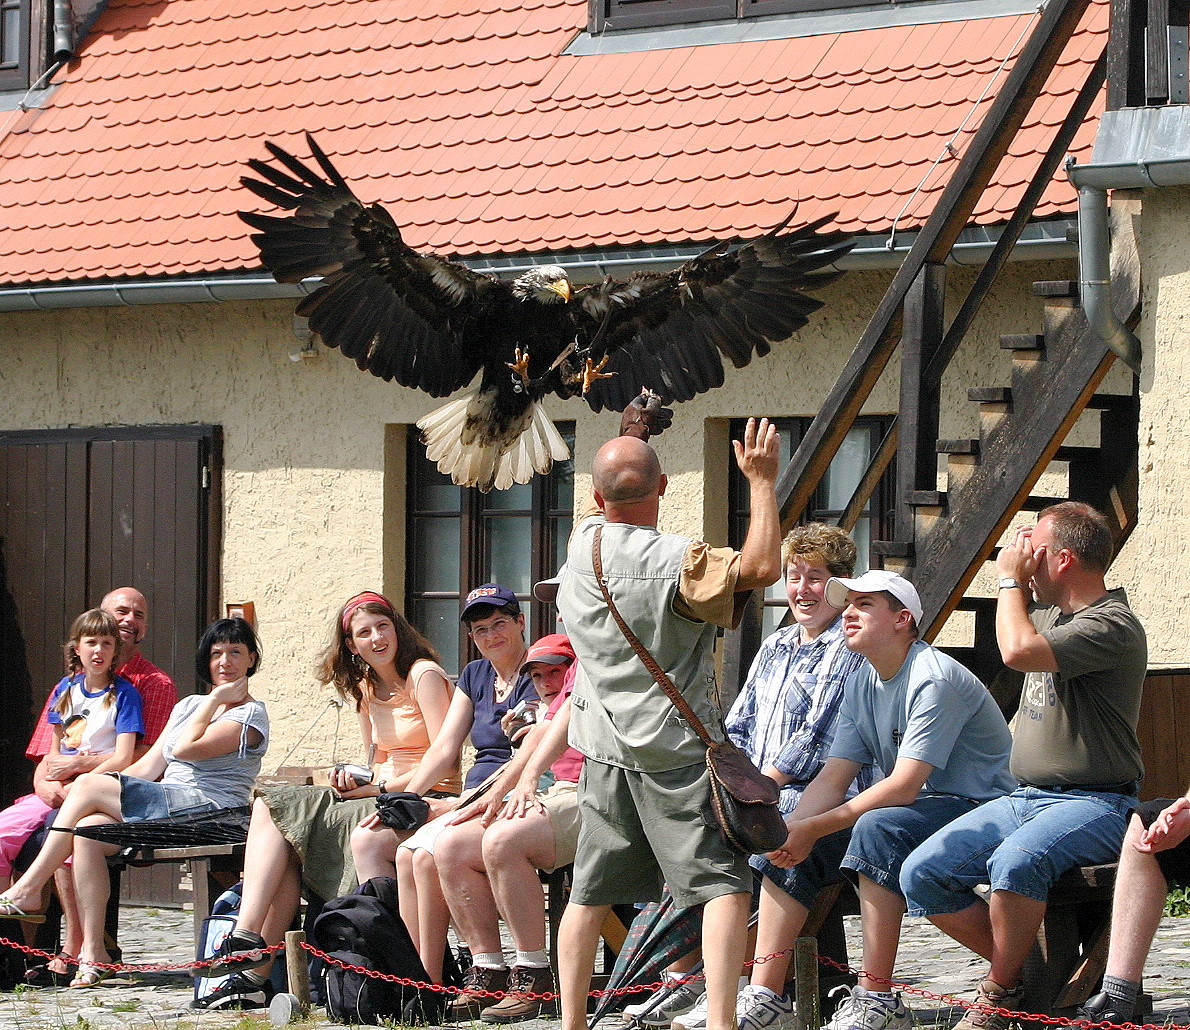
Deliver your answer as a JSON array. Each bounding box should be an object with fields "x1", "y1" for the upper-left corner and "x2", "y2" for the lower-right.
[
  {"x1": 570, "y1": 759, "x2": 751, "y2": 909},
  {"x1": 541, "y1": 780, "x2": 580, "y2": 872}
]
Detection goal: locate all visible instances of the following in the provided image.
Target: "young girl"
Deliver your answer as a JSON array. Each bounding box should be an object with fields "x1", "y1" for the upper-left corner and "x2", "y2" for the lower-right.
[
  {"x1": 0, "y1": 609, "x2": 144, "y2": 983},
  {"x1": 196, "y1": 591, "x2": 457, "y2": 1011},
  {"x1": 0, "y1": 617, "x2": 268, "y2": 987}
]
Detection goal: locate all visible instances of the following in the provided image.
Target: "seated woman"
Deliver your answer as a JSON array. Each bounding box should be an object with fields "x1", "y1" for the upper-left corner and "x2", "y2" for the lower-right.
[
  {"x1": 0, "y1": 617, "x2": 269, "y2": 988},
  {"x1": 202, "y1": 591, "x2": 458, "y2": 1010},
  {"x1": 349, "y1": 583, "x2": 542, "y2": 1020}
]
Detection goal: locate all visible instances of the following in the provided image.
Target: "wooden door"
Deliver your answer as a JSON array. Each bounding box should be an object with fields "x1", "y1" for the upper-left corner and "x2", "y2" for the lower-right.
[{"x1": 0, "y1": 425, "x2": 222, "y2": 806}]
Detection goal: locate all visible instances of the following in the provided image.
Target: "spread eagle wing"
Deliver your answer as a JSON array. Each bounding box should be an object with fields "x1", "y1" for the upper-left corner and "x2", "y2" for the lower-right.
[
  {"x1": 570, "y1": 214, "x2": 854, "y2": 412},
  {"x1": 238, "y1": 134, "x2": 494, "y2": 398}
]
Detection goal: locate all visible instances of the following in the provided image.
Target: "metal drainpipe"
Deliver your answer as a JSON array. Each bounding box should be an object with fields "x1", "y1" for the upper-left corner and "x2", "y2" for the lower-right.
[
  {"x1": 52, "y1": 0, "x2": 74, "y2": 61},
  {"x1": 1066, "y1": 157, "x2": 1142, "y2": 374}
]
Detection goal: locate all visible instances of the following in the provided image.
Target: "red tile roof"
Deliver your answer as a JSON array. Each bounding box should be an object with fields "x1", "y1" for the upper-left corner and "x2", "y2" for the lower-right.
[{"x1": 0, "y1": 0, "x2": 1107, "y2": 285}]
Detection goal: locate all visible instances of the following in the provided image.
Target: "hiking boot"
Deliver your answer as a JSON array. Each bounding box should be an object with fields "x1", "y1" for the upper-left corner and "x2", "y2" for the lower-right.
[
  {"x1": 1078, "y1": 991, "x2": 1139, "y2": 1025},
  {"x1": 200, "y1": 929, "x2": 270, "y2": 978},
  {"x1": 623, "y1": 977, "x2": 703, "y2": 1026},
  {"x1": 190, "y1": 970, "x2": 274, "y2": 1010},
  {"x1": 448, "y1": 964, "x2": 509, "y2": 1019},
  {"x1": 952, "y1": 979, "x2": 1023, "y2": 1030},
  {"x1": 480, "y1": 964, "x2": 557, "y2": 1022},
  {"x1": 823, "y1": 986, "x2": 913, "y2": 1030},
  {"x1": 737, "y1": 984, "x2": 796, "y2": 1030}
]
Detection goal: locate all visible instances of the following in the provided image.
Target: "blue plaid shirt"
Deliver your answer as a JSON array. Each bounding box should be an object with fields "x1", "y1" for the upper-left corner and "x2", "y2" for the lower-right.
[{"x1": 725, "y1": 617, "x2": 874, "y2": 814}]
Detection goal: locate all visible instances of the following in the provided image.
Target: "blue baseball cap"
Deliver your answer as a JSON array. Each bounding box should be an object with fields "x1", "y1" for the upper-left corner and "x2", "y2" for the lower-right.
[{"x1": 460, "y1": 583, "x2": 521, "y2": 622}]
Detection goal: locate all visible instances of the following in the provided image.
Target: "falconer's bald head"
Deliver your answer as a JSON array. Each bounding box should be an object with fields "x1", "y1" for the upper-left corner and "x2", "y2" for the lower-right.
[{"x1": 593, "y1": 437, "x2": 667, "y2": 525}]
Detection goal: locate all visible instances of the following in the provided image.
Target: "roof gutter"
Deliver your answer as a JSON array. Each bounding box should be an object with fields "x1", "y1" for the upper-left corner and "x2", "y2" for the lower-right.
[
  {"x1": 0, "y1": 220, "x2": 1076, "y2": 313},
  {"x1": 1063, "y1": 106, "x2": 1190, "y2": 375}
]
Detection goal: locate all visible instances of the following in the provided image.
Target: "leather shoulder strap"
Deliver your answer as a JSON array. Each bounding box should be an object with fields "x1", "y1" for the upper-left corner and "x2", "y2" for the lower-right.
[{"x1": 592, "y1": 524, "x2": 717, "y2": 748}]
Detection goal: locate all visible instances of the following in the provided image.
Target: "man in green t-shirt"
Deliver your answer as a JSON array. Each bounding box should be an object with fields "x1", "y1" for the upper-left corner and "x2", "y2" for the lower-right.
[{"x1": 900, "y1": 501, "x2": 1146, "y2": 1030}]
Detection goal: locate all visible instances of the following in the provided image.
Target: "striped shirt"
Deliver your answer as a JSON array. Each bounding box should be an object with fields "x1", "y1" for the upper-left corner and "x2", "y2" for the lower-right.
[{"x1": 725, "y1": 617, "x2": 873, "y2": 814}]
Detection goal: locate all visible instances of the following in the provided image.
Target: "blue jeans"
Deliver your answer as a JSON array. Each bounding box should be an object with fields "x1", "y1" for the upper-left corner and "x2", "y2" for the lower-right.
[
  {"x1": 900, "y1": 786, "x2": 1135, "y2": 916},
  {"x1": 841, "y1": 793, "x2": 982, "y2": 897}
]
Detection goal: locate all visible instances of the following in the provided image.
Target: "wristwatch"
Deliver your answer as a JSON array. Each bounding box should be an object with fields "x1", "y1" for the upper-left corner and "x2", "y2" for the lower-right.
[
  {"x1": 998, "y1": 578, "x2": 1023, "y2": 590},
  {"x1": 377, "y1": 780, "x2": 387, "y2": 795}
]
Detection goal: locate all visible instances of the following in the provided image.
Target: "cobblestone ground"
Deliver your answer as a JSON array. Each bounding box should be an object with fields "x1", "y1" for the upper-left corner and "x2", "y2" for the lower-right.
[{"x1": 3, "y1": 907, "x2": 1190, "y2": 1029}]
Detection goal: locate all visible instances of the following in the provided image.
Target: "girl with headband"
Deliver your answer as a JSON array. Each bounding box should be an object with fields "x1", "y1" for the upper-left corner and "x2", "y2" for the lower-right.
[{"x1": 193, "y1": 592, "x2": 458, "y2": 1011}]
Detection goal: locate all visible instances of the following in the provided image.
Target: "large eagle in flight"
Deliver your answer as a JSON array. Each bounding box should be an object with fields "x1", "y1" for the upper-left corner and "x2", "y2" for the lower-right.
[{"x1": 240, "y1": 135, "x2": 852, "y2": 491}]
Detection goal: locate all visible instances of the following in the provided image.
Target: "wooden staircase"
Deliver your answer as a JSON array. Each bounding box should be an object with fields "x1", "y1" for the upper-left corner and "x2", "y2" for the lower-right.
[
  {"x1": 722, "y1": 0, "x2": 1144, "y2": 690},
  {"x1": 873, "y1": 272, "x2": 1140, "y2": 683}
]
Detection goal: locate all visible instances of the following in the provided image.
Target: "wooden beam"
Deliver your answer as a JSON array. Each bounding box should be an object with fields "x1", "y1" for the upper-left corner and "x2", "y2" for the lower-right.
[
  {"x1": 776, "y1": 0, "x2": 1093, "y2": 531},
  {"x1": 896, "y1": 264, "x2": 947, "y2": 542},
  {"x1": 1148, "y1": 0, "x2": 1172, "y2": 101},
  {"x1": 1108, "y1": 0, "x2": 1148, "y2": 108}
]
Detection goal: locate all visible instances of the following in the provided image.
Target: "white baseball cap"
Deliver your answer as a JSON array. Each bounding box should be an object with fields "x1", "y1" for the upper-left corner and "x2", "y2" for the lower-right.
[{"x1": 825, "y1": 570, "x2": 923, "y2": 627}]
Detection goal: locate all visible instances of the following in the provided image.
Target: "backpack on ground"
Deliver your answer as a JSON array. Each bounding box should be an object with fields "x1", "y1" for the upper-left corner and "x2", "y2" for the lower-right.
[
  {"x1": 193, "y1": 881, "x2": 242, "y2": 1003},
  {"x1": 310, "y1": 875, "x2": 455, "y2": 1025}
]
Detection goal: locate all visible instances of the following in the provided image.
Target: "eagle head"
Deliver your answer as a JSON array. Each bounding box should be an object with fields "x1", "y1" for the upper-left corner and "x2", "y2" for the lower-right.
[{"x1": 512, "y1": 265, "x2": 572, "y2": 304}]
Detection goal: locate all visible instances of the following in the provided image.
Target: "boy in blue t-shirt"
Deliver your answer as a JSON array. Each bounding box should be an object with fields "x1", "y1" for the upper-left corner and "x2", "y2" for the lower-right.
[{"x1": 764, "y1": 570, "x2": 1013, "y2": 1030}]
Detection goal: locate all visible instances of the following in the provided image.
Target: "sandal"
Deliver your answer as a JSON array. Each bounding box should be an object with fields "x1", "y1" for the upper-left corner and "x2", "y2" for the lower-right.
[
  {"x1": 24, "y1": 952, "x2": 74, "y2": 987},
  {"x1": 0, "y1": 897, "x2": 45, "y2": 923},
  {"x1": 69, "y1": 962, "x2": 114, "y2": 988},
  {"x1": 199, "y1": 929, "x2": 270, "y2": 978}
]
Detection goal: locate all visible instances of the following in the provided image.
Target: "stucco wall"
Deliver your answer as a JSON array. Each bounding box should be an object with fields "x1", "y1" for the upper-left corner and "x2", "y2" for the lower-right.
[
  {"x1": 0, "y1": 255, "x2": 1075, "y2": 761},
  {"x1": 1110, "y1": 186, "x2": 1190, "y2": 667}
]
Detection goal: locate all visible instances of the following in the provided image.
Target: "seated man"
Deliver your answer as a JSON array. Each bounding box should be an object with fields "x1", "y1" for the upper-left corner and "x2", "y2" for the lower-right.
[
  {"x1": 435, "y1": 634, "x2": 583, "y2": 1023},
  {"x1": 1076, "y1": 794, "x2": 1190, "y2": 1023},
  {"x1": 900, "y1": 502, "x2": 1147, "y2": 1030},
  {"x1": 767, "y1": 570, "x2": 1014, "y2": 1030}
]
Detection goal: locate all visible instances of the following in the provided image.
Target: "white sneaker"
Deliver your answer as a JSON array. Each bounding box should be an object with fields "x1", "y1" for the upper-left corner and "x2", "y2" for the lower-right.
[
  {"x1": 624, "y1": 978, "x2": 703, "y2": 1026},
  {"x1": 737, "y1": 984, "x2": 796, "y2": 1030},
  {"x1": 670, "y1": 991, "x2": 708, "y2": 1030},
  {"x1": 824, "y1": 986, "x2": 913, "y2": 1030},
  {"x1": 672, "y1": 977, "x2": 749, "y2": 1030}
]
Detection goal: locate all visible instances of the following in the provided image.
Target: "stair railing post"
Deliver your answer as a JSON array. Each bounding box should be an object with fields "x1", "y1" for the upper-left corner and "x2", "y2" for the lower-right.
[{"x1": 894, "y1": 263, "x2": 947, "y2": 553}]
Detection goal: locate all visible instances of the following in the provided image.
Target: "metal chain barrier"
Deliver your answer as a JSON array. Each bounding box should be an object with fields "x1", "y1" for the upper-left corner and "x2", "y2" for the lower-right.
[
  {"x1": 4, "y1": 928, "x2": 1189, "y2": 1029},
  {"x1": 0, "y1": 934, "x2": 284, "y2": 973}
]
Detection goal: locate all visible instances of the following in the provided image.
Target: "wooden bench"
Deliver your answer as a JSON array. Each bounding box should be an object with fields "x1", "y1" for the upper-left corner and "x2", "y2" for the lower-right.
[
  {"x1": 112, "y1": 842, "x2": 246, "y2": 945},
  {"x1": 1020, "y1": 862, "x2": 1116, "y2": 1016}
]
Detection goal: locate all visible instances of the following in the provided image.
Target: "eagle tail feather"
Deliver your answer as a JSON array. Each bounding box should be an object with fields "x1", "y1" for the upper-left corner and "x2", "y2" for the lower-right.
[{"x1": 417, "y1": 389, "x2": 570, "y2": 492}]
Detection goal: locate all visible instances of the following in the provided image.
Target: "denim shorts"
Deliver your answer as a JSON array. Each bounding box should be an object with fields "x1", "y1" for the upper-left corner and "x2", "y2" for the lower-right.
[
  {"x1": 751, "y1": 826, "x2": 851, "y2": 908},
  {"x1": 841, "y1": 793, "x2": 982, "y2": 897},
  {"x1": 900, "y1": 785, "x2": 1135, "y2": 916},
  {"x1": 117, "y1": 774, "x2": 216, "y2": 822}
]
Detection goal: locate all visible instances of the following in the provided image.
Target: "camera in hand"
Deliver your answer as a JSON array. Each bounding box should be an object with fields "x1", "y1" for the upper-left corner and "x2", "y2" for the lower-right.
[{"x1": 334, "y1": 762, "x2": 374, "y2": 785}]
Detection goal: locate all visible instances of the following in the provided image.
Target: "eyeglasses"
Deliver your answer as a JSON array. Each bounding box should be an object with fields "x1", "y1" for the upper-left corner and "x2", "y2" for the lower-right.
[{"x1": 470, "y1": 617, "x2": 516, "y2": 640}]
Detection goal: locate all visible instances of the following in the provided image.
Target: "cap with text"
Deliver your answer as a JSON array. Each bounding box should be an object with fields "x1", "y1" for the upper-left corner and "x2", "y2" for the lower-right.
[{"x1": 461, "y1": 583, "x2": 521, "y2": 622}]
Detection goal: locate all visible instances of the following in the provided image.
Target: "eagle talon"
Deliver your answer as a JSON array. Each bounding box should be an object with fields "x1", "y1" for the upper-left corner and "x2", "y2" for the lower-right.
[
  {"x1": 581, "y1": 355, "x2": 615, "y2": 395},
  {"x1": 506, "y1": 347, "x2": 531, "y2": 389}
]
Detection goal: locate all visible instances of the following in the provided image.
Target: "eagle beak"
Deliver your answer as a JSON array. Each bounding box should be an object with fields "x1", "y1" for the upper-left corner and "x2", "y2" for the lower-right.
[{"x1": 549, "y1": 280, "x2": 572, "y2": 302}]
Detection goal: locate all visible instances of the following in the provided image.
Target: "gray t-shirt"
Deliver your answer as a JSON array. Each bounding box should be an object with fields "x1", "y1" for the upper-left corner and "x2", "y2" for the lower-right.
[
  {"x1": 1010, "y1": 588, "x2": 1146, "y2": 787},
  {"x1": 830, "y1": 640, "x2": 1014, "y2": 801},
  {"x1": 159, "y1": 694, "x2": 269, "y2": 809}
]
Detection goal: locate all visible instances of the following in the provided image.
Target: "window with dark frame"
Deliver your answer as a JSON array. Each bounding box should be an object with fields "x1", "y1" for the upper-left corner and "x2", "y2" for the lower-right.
[
  {"x1": 406, "y1": 424, "x2": 575, "y2": 677},
  {"x1": 0, "y1": 0, "x2": 45, "y2": 93},
  {"x1": 593, "y1": 0, "x2": 901, "y2": 33},
  {"x1": 728, "y1": 415, "x2": 894, "y2": 640}
]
